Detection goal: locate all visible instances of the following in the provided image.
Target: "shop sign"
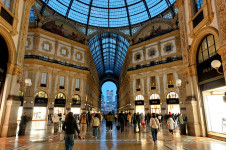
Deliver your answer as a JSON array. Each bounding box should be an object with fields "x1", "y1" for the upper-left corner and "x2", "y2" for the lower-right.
[
  {"x1": 72, "y1": 100, "x2": 81, "y2": 106},
  {"x1": 34, "y1": 98, "x2": 48, "y2": 107},
  {"x1": 197, "y1": 54, "x2": 223, "y2": 83},
  {"x1": 166, "y1": 98, "x2": 179, "y2": 104},
  {"x1": 55, "y1": 99, "x2": 66, "y2": 107},
  {"x1": 149, "y1": 99, "x2": 160, "y2": 105},
  {"x1": 135, "y1": 100, "x2": 144, "y2": 105}
]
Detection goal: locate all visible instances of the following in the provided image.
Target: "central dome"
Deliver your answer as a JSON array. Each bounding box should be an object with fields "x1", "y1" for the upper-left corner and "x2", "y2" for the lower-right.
[{"x1": 41, "y1": 0, "x2": 176, "y2": 28}]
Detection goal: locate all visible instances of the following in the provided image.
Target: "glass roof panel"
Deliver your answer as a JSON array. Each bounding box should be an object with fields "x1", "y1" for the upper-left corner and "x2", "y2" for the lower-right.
[
  {"x1": 89, "y1": 33, "x2": 129, "y2": 78},
  {"x1": 41, "y1": 0, "x2": 175, "y2": 28}
]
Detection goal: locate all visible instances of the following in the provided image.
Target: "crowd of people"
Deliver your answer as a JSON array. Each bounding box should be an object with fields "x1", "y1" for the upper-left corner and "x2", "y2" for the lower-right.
[{"x1": 18, "y1": 111, "x2": 187, "y2": 149}]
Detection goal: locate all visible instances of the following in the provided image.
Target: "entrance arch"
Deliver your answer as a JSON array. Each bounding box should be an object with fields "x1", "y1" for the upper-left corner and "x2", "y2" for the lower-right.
[{"x1": 0, "y1": 35, "x2": 9, "y2": 105}]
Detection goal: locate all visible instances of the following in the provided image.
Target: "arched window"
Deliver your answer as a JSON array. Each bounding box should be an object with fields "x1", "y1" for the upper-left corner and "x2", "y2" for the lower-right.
[
  {"x1": 197, "y1": 34, "x2": 219, "y2": 64},
  {"x1": 150, "y1": 93, "x2": 160, "y2": 100},
  {"x1": 35, "y1": 91, "x2": 48, "y2": 98},
  {"x1": 167, "y1": 92, "x2": 178, "y2": 99},
  {"x1": 72, "y1": 94, "x2": 81, "y2": 100},
  {"x1": 135, "y1": 95, "x2": 144, "y2": 100},
  {"x1": 55, "y1": 93, "x2": 66, "y2": 99}
]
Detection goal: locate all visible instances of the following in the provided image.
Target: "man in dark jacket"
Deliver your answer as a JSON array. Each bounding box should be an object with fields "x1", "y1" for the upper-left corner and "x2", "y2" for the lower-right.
[
  {"x1": 118, "y1": 111, "x2": 125, "y2": 133},
  {"x1": 63, "y1": 112, "x2": 80, "y2": 150},
  {"x1": 136, "y1": 112, "x2": 141, "y2": 133}
]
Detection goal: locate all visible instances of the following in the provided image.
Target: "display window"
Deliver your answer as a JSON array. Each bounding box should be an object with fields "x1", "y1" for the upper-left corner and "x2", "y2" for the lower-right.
[
  {"x1": 136, "y1": 105, "x2": 144, "y2": 115},
  {"x1": 203, "y1": 86, "x2": 226, "y2": 134},
  {"x1": 33, "y1": 107, "x2": 47, "y2": 120},
  {"x1": 71, "y1": 107, "x2": 80, "y2": 115},
  {"x1": 167, "y1": 104, "x2": 180, "y2": 114},
  {"x1": 151, "y1": 105, "x2": 161, "y2": 114},
  {"x1": 54, "y1": 107, "x2": 65, "y2": 115}
]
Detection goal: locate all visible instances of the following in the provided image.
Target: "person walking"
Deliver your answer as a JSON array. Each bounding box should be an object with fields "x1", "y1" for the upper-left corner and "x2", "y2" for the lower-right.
[
  {"x1": 52, "y1": 113, "x2": 60, "y2": 134},
  {"x1": 118, "y1": 111, "x2": 125, "y2": 133},
  {"x1": 87, "y1": 112, "x2": 92, "y2": 127},
  {"x1": 80, "y1": 113, "x2": 87, "y2": 139},
  {"x1": 18, "y1": 112, "x2": 29, "y2": 136},
  {"x1": 136, "y1": 112, "x2": 141, "y2": 133},
  {"x1": 62, "y1": 112, "x2": 80, "y2": 150},
  {"x1": 132, "y1": 113, "x2": 137, "y2": 133},
  {"x1": 149, "y1": 113, "x2": 160, "y2": 144},
  {"x1": 92, "y1": 114, "x2": 100, "y2": 138},
  {"x1": 106, "y1": 112, "x2": 114, "y2": 131},
  {"x1": 127, "y1": 112, "x2": 132, "y2": 126},
  {"x1": 62, "y1": 114, "x2": 66, "y2": 127},
  {"x1": 167, "y1": 115, "x2": 175, "y2": 139}
]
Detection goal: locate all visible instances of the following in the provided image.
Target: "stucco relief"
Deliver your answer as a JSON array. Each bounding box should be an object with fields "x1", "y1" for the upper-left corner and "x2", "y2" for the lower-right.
[{"x1": 216, "y1": 0, "x2": 226, "y2": 44}]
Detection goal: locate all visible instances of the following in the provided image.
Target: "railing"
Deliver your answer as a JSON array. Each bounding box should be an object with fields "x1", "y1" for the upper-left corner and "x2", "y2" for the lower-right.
[
  {"x1": 24, "y1": 55, "x2": 90, "y2": 71},
  {"x1": 128, "y1": 56, "x2": 182, "y2": 71}
]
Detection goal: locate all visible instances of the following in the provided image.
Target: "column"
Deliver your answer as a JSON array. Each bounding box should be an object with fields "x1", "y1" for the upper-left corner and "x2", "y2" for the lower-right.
[
  {"x1": 143, "y1": 76, "x2": 149, "y2": 114},
  {"x1": 1, "y1": 65, "x2": 23, "y2": 137},
  {"x1": 218, "y1": 45, "x2": 226, "y2": 82}
]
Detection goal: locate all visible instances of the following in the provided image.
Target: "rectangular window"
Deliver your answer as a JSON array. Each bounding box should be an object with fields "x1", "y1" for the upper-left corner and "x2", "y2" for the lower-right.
[
  {"x1": 166, "y1": 45, "x2": 172, "y2": 51},
  {"x1": 59, "y1": 76, "x2": 65, "y2": 89},
  {"x1": 44, "y1": 43, "x2": 50, "y2": 50},
  {"x1": 167, "y1": 73, "x2": 174, "y2": 88},
  {"x1": 77, "y1": 54, "x2": 81, "y2": 59},
  {"x1": 41, "y1": 72, "x2": 47, "y2": 87},
  {"x1": 61, "y1": 49, "x2": 67, "y2": 55},
  {"x1": 75, "y1": 79, "x2": 80, "y2": 91},
  {"x1": 151, "y1": 76, "x2": 156, "y2": 90},
  {"x1": 136, "y1": 79, "x2": 141, "y2": 91},
  {"x1": 150, "y1": 50, "x2": 155, "y2": 56},
  {"x1": 136, "y1": 54, "x2": 140, "y2": 60}
]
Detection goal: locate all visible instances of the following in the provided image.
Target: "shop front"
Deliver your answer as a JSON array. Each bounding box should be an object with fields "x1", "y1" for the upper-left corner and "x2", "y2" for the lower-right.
[
  {"x1": 196, "y1": 46, "x2": 226, "y2": 138},
  {"x1": 166, "y1": 92, "x2": 180, "y2": 115},
  {"x1": 149, "y1": 93, "x2": 161, "y2": 114},
  {"x1": 71, "y1": 94, "x2": 81, "y2": 115},
  {"x1": 135, "y1": 95, "x2": 145, "y2": 115},
  {"x1": 54, "y1": 93, "x2": 66, "y2": 115},
  {"x1": 33, "y1": 92, "x2": 48, "y2": 121}
]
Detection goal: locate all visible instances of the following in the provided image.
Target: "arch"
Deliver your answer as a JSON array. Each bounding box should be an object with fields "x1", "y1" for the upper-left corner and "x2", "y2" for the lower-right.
[
  {"x1": 55, "y1": 92, "x2": 66, "y2": 99},
  {"x1": 35, "y1": 91, "x2": 48, "y2": 98},
  {"x1": 150, "y1": 93, "x2": 160, "y2": 100},
  {"x1": 99, "y1": 74, "x2": 119, "y2": 92},
  {"x1": 0, "y1": 26, "x2": 16, "y2": 65},
  {"x1": 166, "y1": 91, "x2": 179, "y2": 99},
  {"x1": 189, "y1": 27, "x2": 220, "y2": 66},
  {"x1": 72, "y1": 94, "x2": 81, "y2": 100},
  {"x1": 135, "y1": 94, "x2": 144, "y2": 100}
]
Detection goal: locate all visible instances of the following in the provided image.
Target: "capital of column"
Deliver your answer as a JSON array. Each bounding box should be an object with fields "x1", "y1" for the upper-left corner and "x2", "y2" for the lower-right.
[{"x1": 184, "y1": 65, "x2": 197, "y2": 78}]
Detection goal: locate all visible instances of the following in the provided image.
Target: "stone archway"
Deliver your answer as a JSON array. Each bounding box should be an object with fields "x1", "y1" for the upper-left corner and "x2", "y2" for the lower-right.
[{"x1": 0, "y1": 35, "x2": 9, "y2": 106}]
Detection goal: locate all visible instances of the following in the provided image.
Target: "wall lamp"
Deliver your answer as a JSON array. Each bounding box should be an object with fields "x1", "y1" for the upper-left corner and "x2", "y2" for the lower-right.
[{"x1": 211, "y1": 60, "x2": 223, "y2": 74}]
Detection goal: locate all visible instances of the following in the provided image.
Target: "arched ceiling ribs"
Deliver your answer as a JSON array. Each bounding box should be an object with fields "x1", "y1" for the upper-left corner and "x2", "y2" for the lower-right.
[
  {"x1": 141, "y1": 0, "x2": 151, "y2": 19},
  {"x1": 165, "y1": 0, "x2": 175, "y2": 18},
  {"x1": 66, "y1": 0, "x2": 74, "y2": 17},
  {"x1": 85, "y1": 0, "x2": 94, "y2": 35},
  {"x1": 40, "y1": 0, "x2": 49, "y2": 15},
  {"x1": 124, "y1": 0, "x2": 132, "y2": 36}
]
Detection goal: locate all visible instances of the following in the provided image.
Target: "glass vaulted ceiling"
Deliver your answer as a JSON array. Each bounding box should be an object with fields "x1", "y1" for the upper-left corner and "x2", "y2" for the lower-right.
[
  {"x1": 41, "y1": 0, "x2": 176, "y2": 28},
  {"x1": 88, "y1": 33, "x2": 129, "y2": 78}
]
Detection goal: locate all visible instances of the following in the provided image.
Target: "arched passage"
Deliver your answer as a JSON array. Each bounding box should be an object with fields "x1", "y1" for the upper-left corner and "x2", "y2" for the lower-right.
[
  {"x1": 101, "y1": 81, "x2": 117, "y2": 113},
  {"x1": 0, "y1": 35, "x2": 9, "y2": 106}
]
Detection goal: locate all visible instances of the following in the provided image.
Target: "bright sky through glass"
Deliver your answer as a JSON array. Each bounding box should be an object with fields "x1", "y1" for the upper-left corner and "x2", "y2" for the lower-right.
[
  {"x1": 41, "y1": 0, "x2": 176, "y2": 28},
  {"x1": 101, "y1": 81, "x2": 117, "y2": 102}
]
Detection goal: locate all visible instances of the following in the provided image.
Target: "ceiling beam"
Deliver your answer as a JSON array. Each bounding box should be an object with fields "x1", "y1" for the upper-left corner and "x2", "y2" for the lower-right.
[
  {"x1": 124, "y1": 0, "x2": 132, "y2": 36},
  {"x1": 85, "y1": 0, "x2": 94, "y2": 35},
  {"x1": 165, "y1": 0, "x2": 175, "y2": 18},
  {"x1": 141, "y1": 0, "x2": 151, "y2": 19},
  {"x1": 40, "y1": 0, "x2": 50, "y2": 15},
  {"x1": 66, "y1": 0, "x2": 74, "y2": 17}
]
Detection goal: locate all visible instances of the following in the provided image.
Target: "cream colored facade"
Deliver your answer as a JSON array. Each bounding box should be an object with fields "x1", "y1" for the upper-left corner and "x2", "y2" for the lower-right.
[
  {"x1": 118, "y1": 30, "x2": 186, "y2": 116},
  {"x1": 0, "y1": 0, "x2": 35, "y2": 137},
  {"x1": 22, "y1": 28, "x2": 100, "y2": 117}
]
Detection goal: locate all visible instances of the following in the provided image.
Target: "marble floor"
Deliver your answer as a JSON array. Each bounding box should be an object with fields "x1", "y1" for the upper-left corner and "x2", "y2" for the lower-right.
[{"x1": 0, "y1": 121, "x2": 226, "y2": 150}]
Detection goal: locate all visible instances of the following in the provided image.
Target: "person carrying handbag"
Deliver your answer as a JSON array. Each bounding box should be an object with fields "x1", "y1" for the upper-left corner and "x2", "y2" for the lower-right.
[{"x1": 149, "y1": 113, "x2": 160, "y2": 144}]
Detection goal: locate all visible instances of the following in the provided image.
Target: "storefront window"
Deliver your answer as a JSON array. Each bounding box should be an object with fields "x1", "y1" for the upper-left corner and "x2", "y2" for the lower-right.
[
  {"x1": 35, "y1": 91, "x2": 48, "y2": 98},
  {"x1": 135, "y1": 95, "x2": 144, "y2": 100},
  {"x1": 150, "y1": 93, "x2": 160, "y2": 99},
  {"x1": 33, "y1": 107, "x2": 47, "y2": 120},
  {"x1": 167, "y1": 92, "x2": 178, "y2": 99},
  {"x1": 203, "y1": 86, "x2": 226, "y2": 134},
  {"x1": 55, "y1": 93, "x2": 66, "y2": 99}
]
